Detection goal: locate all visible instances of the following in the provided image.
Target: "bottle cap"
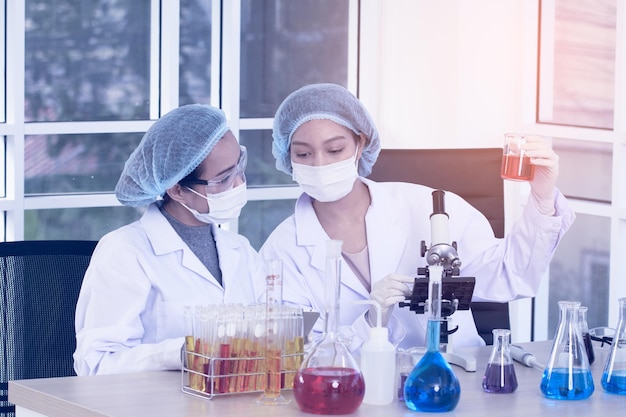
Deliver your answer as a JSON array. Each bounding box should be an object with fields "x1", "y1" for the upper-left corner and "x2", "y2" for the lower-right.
[{"x1": 370, "y1": 326, "x2": 389, "y2": 340}]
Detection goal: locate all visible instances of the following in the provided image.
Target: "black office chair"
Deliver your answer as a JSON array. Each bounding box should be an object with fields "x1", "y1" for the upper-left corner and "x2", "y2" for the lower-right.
[
  {"x1": 368, "y1": 148, "x2": 510, "y2": 345},
  {"x1": 0, "y1": 240, "x2": 98, "y2": 417}
]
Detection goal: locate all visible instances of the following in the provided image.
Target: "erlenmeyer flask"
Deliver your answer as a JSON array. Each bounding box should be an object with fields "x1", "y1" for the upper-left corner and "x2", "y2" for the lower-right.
[
  {"x1": 403, "y1": 265, "x2": 460, "y2": 412},
  {"x1": 601, "y1": 297, "x2": 626, "y2": 394},
  {"x1": 293, "y1": 240, "x2": 365, "y2": 414},
  {"x1": 579, "y1": 306, "x2": 595, "y2": 365},
  {"x1": 540, "y1": 301, "x2": 594, "y2": 400},
  {"x1": 482, "y1": 329, "x2": 518, "y2": 393}
]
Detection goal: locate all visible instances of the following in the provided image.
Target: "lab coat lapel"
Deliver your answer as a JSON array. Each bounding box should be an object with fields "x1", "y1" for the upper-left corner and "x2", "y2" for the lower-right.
[
  {"x1": 364, "y1": 180, "x2": 408, "y2": 287},
  {"x1": 295, "y1": 194, "x2": 370, "y2": 299},
  {"x1": 142, "y1": 204, "x2": 224, "y2": 289},
  {"x1": 213, "y1": 226, "x2": 243, "y2": 292}
]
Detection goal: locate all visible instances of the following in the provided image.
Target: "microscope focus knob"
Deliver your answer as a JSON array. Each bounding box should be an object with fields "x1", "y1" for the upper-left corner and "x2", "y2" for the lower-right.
[{"x1": 427, "y1": 253, "x2": 441, "y2": 265}]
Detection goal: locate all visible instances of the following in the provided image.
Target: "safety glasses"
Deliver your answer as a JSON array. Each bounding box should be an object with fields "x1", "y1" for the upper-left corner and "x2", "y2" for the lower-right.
[{"x1": 183, "y1": 145, "x2": 247, "y2": 192}]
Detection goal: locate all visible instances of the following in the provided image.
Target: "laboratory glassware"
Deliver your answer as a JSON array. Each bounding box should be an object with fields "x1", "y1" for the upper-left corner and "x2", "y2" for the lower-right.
[
  {"x1": 482, "y1": 329, "x2": 518, "y2": 393},
  {"x1": 540, "y1": 301, "x2": 594, "y2": 400},
  {"x1": 283, "y1": 307, "x2": 304, "y2": 389},
  {"x1": 579, "y1": 306, "x2": 595, "y2": 365},
  {"x1": 403, "y1": 265, "x2": 461, "y2": 412},
  {"x1": 256, "y1": 259, "x2": 290, "y2": 405},
  {"x1": 293, "y1": 240, "x2": 365, "y2": 414},
  {"x1": 601, "y1": 297, "x2": 626, "y2": 394},
  {"x1": 396, "y1": 350, "x2": 414, "y2": 401}
]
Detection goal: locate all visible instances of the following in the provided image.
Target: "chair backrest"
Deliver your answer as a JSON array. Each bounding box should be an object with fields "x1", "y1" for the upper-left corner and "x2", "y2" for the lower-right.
[
  {"x1": 367, "y1": 148, "x2": 510, "y2": 345},
  {"x1": 0, "y1": 240, "x2": 98, "y2": 417}
]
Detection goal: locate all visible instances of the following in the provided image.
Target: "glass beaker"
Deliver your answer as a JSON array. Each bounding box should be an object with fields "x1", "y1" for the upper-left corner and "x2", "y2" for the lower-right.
[
  {"x1": 482, "y1": 329, "x2": 518, "y2": 393},
  {"x1": 403, "y1": 265, "x2": 460, "y2": 412},
  {"x1": 579, "y1": 306, "x2": 595, "y2": 365},
  {"x1": 540, "y1": 301, "x2": 594, "y2": 400},
  {"x1": 396, "y1": 350, "x2": 414, "y2": 402},
  {"x1": 293, "y1": 240, "x2": 365, "y2": 415},
  {"x1": 601, "y1": 297, "x2": 626, "y2": 394}
]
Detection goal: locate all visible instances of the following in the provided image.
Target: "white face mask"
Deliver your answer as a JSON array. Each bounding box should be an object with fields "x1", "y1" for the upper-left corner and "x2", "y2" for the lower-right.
[
  {"x1": 291, "y1": 148, "x2": 359, "y2": 202},
  {"x1": 181, "y1": 183, "x2": 248, "y2": 224}
]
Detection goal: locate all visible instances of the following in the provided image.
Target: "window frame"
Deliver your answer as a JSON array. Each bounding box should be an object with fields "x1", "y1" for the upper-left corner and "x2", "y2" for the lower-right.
[{"x1": 522, "y1": 0, "x2": 626, "y2": 338}]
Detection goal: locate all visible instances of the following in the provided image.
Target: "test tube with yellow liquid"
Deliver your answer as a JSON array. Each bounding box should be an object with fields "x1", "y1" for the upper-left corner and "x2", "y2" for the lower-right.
[{"x1": 255, "y1": 259, "x2": 290, "y2": 405}]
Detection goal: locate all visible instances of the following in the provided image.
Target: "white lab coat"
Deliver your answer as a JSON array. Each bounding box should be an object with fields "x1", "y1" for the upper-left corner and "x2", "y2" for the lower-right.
[
  {"x1": 74, "y1": 203, "x2": 265, "y2": 376},
  {"x1": 260, "y1": 178, "x2": 575, "y2": 351}
]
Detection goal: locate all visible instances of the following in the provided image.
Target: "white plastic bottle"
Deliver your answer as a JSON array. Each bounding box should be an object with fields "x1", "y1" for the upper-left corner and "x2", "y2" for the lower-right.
[{"x1": 356, "y1": 300, "x2": 396, "y2": 405}]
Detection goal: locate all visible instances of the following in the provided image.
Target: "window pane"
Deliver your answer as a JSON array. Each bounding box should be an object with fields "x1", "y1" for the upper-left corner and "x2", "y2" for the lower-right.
[
  {"x1": 25, "y1": 206, "x2": 144, "y2": 240},
  {"x1": 239, "y1": 199, "x2": 295, "y2": 251},
  {"x1": 546, "y1": 214, "x2": 610, "y2": 336},
  {"x1": 538, "y1": 0, "x2": 616, "y2": 129},
  {"x1": 25, "y1": 133, "x2": 143, "y2": 194},
  {"x1": 240, "y1": 0, "x2": 350, "y2": 118},
  {"x1": 553, "y1": 138, "x2": 612, "y2": 203},
  {"x1": 25, "y1": 0, "x2": 151, "y2": 122},
  {"x1": 239, "y1": 130, "x2": 295, "y2": 187},
  {"x1": 179, "y1": 0, "x2": 212, "y2": 106}
]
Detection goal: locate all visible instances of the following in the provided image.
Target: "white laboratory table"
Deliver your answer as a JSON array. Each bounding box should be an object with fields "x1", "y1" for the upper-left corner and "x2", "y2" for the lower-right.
[{"x1": 8, "y1": 341, "x2": 625, "y2": 417}]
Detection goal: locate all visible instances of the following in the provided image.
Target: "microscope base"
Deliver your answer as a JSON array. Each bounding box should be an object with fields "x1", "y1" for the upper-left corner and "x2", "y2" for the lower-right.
[{"x1": 441, "y1": 351, "x2": 476, "y2": 372}]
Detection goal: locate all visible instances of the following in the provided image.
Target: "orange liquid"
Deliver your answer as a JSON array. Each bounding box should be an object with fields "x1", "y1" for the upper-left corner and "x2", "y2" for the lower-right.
[
  {"x1": 501, "y1": 154, "x2": 533, "y2": 181},
  {"x1": 263, "y1": 348, "x2": 283, "y2": 396}
]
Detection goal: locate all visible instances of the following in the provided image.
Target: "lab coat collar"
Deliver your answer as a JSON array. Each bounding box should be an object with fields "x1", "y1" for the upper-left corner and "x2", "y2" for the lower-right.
[
  {"x1": 293, "y1": 193, "x2": 368, "y2": 298},
  {"x1": 212, "y1": 227, "x2": 244, "y2": 296},
  {"x1": 140, "y1": 203, "x2": 238, "y2": 289},
  {"x1": 361, "y1": 178, "x2": 409, "y2": 287},
  {"x1": 293, "y1": 194, "x2": 330, "y2": 270},
  {"x1": 292, "y1": 179, "x2": 408, "y2": 297}
]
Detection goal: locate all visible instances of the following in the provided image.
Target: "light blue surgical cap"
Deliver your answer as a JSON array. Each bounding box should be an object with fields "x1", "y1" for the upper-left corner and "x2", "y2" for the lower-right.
[
  {"x1": 115, "y1": 104, "x2": 230, "y2": 207},
  {"x1": 272, "y1": 83, "x2": 381, "y2": 177}
]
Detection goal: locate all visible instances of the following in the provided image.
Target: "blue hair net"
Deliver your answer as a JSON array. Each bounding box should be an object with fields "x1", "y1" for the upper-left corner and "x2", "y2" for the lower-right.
[
  {"x1": 115, "y1": 104, "x2": 229, "y2": 207},
  {"x1": 272, "y1": 83, "x2": 381, "y2": 177}
]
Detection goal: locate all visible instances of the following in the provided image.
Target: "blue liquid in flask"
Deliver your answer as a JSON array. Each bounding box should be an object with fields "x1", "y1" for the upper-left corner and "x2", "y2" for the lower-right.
[
  {"x1": 540, "y1": 368, "x2": 594, "y2": 400},
  {"x1": 403, "y1": 320, "x2": 460, "y2": 412},
  {"x1": 602, "y1": 370, "x2": 626, "y2": 395}
]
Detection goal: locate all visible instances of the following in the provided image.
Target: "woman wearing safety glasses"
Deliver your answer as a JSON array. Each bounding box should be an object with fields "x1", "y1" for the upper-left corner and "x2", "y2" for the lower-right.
[{"x1": 74, "y1": 104, "x2": 264, "y2": 376}]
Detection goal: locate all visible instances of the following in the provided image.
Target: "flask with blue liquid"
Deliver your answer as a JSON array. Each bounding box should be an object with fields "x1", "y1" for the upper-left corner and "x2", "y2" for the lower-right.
[
  {"x1": 540, "y1": 301, "x2": 594, "y2": 400},
  {"x1": 403, "y1": 265, "x2": 460, "y2": 412},
  {"x1": 601, "y1": 297, "x2": 626, "y2": 395}
]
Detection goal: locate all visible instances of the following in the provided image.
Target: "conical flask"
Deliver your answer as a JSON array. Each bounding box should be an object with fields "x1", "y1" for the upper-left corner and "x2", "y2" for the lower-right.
[
  {"x1": 579, "y1": 306, "x2": 595, "y2": 365},
  {"x1": 601, "y1": 297, "x2": 626, "y2": 394},
  {"x1": 403, "y1": 265, "x2": 461, "y2": 412},
  {"x1": 482, "y1": 329, "x2": 518, "y2": 393},
  {"x1": 293, "y1": 240, "x2": 365, "y2": 414},
  {"x1": 540, "y1": 301, "x2": 594, "y2": 400}
]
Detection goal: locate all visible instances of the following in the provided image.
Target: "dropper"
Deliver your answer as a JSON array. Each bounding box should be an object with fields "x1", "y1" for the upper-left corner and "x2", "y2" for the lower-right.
[
  {"x1": 428, "y1": 265, "x2": 444, "y2": 321},
  {"x1": 353, "y1": 299, "x2": 389, "y2": 342}
]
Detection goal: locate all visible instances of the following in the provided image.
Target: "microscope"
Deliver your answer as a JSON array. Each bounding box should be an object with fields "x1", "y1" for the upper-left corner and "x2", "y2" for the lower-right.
[{"x1": 399, "y1": 190, "x2": 477, "y2": 372}]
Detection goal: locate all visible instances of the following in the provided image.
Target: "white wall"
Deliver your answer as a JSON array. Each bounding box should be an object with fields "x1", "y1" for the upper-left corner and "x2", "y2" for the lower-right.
[
  {"x1": 360, "y1": 0, "x2": 530, "y2": 149},
  {"x1": 359, "y1": 0, "x2": 535, "y2": 341}
]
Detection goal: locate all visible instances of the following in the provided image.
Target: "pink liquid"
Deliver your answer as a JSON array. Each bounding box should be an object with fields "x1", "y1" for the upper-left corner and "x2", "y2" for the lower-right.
[
  {"x1": 293, "y1": 367, "x2": 365, "y2": 414},
  {"x1": 501, "y1": 154, "x2": 533, "y2": 181}
]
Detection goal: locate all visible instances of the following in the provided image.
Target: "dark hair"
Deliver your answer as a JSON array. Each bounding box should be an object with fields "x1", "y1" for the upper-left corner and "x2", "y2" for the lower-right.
[
  {"x1": 179, "y1": 164, "x2": 203, "y2": 186},
  {"x1": 162, "y1": 164, "x2": 203, "y2": 202}
]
